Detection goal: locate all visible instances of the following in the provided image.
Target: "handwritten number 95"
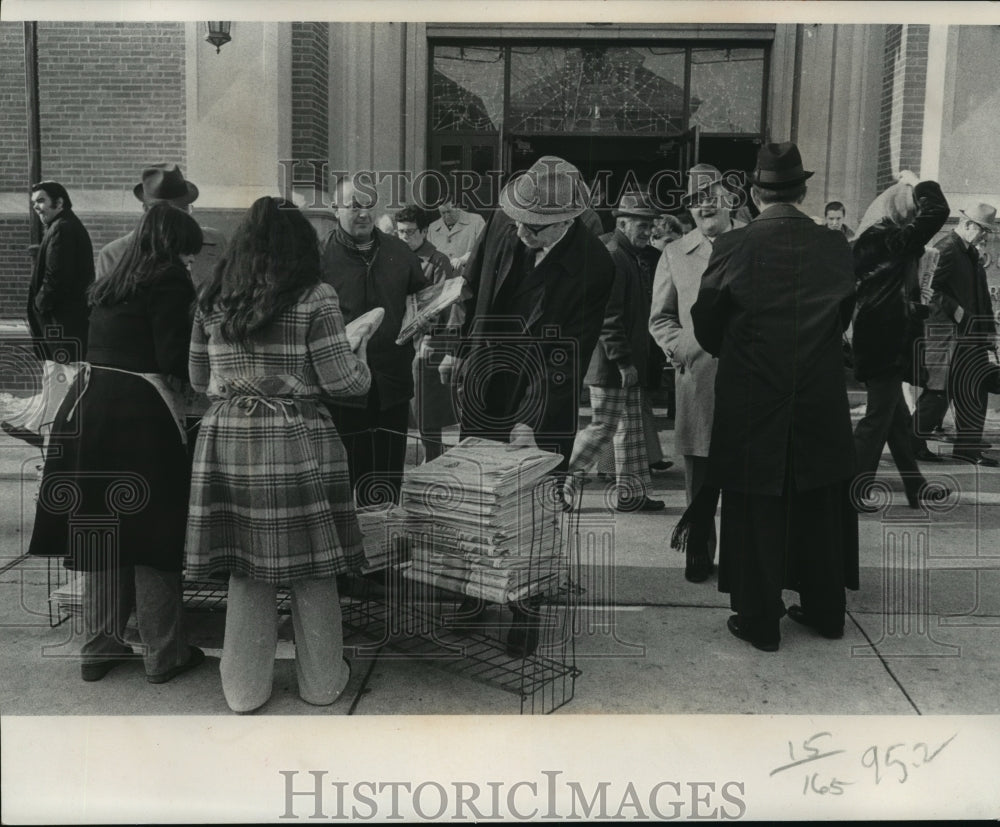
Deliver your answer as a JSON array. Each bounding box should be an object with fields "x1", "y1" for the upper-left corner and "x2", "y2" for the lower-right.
[{"x1": 861, "y1": 735, "x2": 957, "y2": 784}]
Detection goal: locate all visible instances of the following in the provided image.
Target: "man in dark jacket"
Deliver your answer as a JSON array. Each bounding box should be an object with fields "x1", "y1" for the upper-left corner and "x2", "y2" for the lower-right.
[
  {"x1": 565, "y1": 191, "x2": 665, "y2": 512},
  {"x1": 3, "y1": 181, "x2": 94, "y2": 448},
  {"x1": 912, "y1": 203, "x2": 998, "y2": 466},
  {"x1": 691, "y1": 142, "x2": 858, "y2": 652},
  {"x1": 321, "y1": 176, "x2": 429, "y2": 504},
  {"x1": 439, "y1": 156, "x2": 615, "y2": 472}
]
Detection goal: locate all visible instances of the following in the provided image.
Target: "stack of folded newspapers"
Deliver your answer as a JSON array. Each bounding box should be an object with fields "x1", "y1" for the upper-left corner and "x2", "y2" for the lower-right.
[
  {"x1": 356, "y1": 503, "x2": 409, "y2": 572},
  {"x1": 399, "y1": 437, "x2": 567, "y2": 603}
]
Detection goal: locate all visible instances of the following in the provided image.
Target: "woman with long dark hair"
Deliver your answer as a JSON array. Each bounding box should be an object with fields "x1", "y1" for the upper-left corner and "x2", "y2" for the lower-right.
[
  {"x1": 184, "y1": 197, "x2": 372, "y2": 714},
  {"x1": 29, "y1": 203, "x2": 206, "y2": 684},
  {"x1": 851, "y1": 172, "x2": 950, "y2": 509}
]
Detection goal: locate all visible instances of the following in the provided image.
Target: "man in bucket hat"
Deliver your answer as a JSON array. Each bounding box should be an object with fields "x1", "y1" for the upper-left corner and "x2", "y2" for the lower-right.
[
  {"x1": 912, "y1": 201, "x2": 999, "y2": 466},
  {"x1": 440, "y1": 155, "x2": 615, "y2": 474},
  {"x1": 96, "y1": 163, "x2": 227, "y2": 289},
  {"x1": 437, "y1": 155, "x2": 614, "y2": 657},
  {"x1": 650, "y1": 163, "x2": 744, "y2": 580},
  {"x1": 689, "y1": 141, "x2": 859, "y2": 652}
]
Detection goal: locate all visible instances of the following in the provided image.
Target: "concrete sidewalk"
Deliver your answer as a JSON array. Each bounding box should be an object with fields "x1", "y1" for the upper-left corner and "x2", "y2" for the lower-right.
[{"x1": 2, "y1": 410, "x2": 999, "y2": 719}]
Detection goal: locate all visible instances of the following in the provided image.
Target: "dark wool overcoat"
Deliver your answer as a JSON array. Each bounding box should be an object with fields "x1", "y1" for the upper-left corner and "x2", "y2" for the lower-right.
[
  {"x1": 27, "y1": 208, "x2": 95, "y2": 362},
  {"x1": 453, "y1": 212, "x2": 615, "y2": 461},
  {"x1": 691, "y1": 203, "x2": 857, "y2": 496}
]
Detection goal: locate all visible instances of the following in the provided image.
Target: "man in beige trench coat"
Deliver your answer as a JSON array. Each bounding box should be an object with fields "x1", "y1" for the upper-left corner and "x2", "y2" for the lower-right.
[{"x1": 649, "y1": 164, "x2": 742, "y2": 581}]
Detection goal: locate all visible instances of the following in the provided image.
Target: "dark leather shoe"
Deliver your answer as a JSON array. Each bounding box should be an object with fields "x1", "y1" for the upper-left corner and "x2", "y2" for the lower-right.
[
  {"x1": 726, "y1": 615, "x2": 779, "y2": 652},
  {"x1": 81, "y1": 659, "x2": 120, "y2": 682},
  {"x1": 915, "y1": 448, "x2": 942, "y2": 462},
  {"x1": 905, "y1": 484, "x2": 951, "y2": 509},
  {"x1": 648, "y1": 460, "x2": 674, "y2": 474},
  {"x1": 787, "y1": 605, "x2": 844, "y2": 639},
  {"x1": 147, "y1": 646, "x2": 205, "y2": 684},
  {"x1": 616, "y1": 496, "x2": 666, "y2": 513}
]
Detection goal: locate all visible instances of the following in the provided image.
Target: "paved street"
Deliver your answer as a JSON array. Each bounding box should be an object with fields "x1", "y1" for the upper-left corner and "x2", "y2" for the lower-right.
[{"x1": 2, "y1": 405, "x2": 998, "y2": 719}]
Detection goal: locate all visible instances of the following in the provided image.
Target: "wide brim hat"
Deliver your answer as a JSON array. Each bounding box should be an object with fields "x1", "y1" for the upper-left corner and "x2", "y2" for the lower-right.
[
  {"x1": 499, "y1": 155, "x2": 591, "y2": 225},
  {"x1": 133, "y1": 163, "x2": 199, "y2": 206},
  {"x1": 681, "y1": 163, "x2": 726, "y2": 207},
  {"x1": 612, "y1": 191, "x2": 659, "y2": 219},
  {"x1": 751, "y1": 141, "x2": 814, "y2": 189},
  {"x1": 959, "y1": 203, "x2": 997, "y2": 233}
]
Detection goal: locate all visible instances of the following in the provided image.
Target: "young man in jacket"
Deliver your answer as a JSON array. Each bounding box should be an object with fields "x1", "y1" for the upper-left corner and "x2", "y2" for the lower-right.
[{"x1": 3, "y1": 181, "x2": 94, "y2": 448}]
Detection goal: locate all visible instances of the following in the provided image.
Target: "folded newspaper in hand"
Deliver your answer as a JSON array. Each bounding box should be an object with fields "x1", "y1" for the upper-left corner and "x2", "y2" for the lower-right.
[
  {"x1": 394, "y1": 277, "x2": 466, "y2": 345},
  {"x1": 346, "y1": 307, "x2": 385, "y2": 350}
]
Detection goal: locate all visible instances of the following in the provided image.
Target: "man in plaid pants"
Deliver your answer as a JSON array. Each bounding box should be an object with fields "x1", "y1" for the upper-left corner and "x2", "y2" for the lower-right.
[{"x1": 564, "y1": 192, "x2": 666, "y2": 513}]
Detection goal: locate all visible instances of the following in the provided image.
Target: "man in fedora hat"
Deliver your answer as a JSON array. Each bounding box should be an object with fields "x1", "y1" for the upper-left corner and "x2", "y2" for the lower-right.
[
  {"x1": 565, "y1": 191, "x2": 666, "y2": 512},
  {"x1": 440, "y1": 155, "x2": 615, "y2": 472},
  {"x1": 912, "y1": 201, "x2": 999, "y2": 466},
  {"x1": 690, "y1": 141, "x2": 859, "y2": 651},
  {"x1": 96, "y1": 163, "x2": 226, "y2": 289},
  {"x1": 650, "y1": 163, "x2": 744, "y2": 580}
]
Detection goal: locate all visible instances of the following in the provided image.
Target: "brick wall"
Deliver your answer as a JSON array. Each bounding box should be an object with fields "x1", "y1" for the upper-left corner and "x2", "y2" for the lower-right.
[
  {"x1": 291, "y1": 22, "x2": 329, "y2": 190},
  {"x1": 0, "y1": 24, "x2": 29, "y2": 194},
  {"x1": 877, "y1": 24, "x2": 928, "y2": 191},
  {"x1": 1, "y1": 22, "x2": 187, "y2": 191}
]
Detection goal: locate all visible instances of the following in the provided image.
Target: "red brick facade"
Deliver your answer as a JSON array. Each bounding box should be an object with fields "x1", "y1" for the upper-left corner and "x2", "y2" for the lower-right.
[
  {"x1": 291, "y1": 22, "x2": 329, "y2": 191},
  {"x1": 877, "y1": 24, "x2": 928, "y2": 191}
]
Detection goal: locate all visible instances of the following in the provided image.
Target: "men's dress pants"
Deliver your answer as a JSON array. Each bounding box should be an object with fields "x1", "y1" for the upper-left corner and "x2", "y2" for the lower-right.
[
  {"x1": 568, "y1": 385, "x2": 651, "y2": 499},
  {"x1": 221, "y1": 574, "x2": 348, "y2": 713},
  {"x1": 81, "y1": 565, "x2": 188, "y2": 676},
  {"x1": 949, "y1": 343, "x2": 991, "y2": 457},
  {"x1": 912, "y1": 388, "x2": 950, "y2": 451},
  {"x1": 329, "y1": 383, "x2": 409, "y2": 506},
  {"x1": 854, "y1": 372, "x2": 925, "y2": 497},
  {"x1": 684, "y1": 455, "x2": 717, "y2": 560}
]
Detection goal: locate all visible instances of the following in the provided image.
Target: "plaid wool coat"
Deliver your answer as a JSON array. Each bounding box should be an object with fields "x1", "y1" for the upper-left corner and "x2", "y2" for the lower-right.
[{"x1": 184, "y1": 283, "x2": 372, "y2": 583}]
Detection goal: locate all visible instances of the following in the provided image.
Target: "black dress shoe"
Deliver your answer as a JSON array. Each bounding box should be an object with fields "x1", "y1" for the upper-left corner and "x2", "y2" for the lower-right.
[
  {"x1": 726, "y1": 615, "x2": 779, "y2": 652},
  {"x1": 905, "y1": 484, "x2": 952, "y2": 509},
  {"x1": 146, "y1": 646, "x2": 205, "y2": 684},
  {"x1": 81, "y1": 659, "x2": 121, "y2": 682},
  {"x1": 914, "y1": 448, "x2": 942, "y2": 462},
  {"x1": 648, "y1": 460, "x2": 674, "y2": 474},
  {"x1": 616, "y1": 496, "x2": 666, "y2": 513},
  {"x1": 787, "y1": 605, "x2": 844, "y2": 639}
]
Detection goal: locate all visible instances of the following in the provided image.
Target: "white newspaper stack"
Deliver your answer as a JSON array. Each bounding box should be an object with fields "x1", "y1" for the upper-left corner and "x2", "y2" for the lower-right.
[
  {"x1": 399, "y1": 437, "x2": 567, "y2": 603},
  {"x1": 356, "y1": 503, "x2": 409, "y2": 572}
]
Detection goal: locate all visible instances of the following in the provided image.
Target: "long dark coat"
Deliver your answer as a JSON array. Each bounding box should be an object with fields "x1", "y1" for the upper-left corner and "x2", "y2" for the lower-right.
[
  {"x1": 922, "y1": 230, "x2": 997, "y2": 391},
  {"x1": 29, "y1": 265, "x2": 195, "y2": 572},
  {"x1": 691, "y1": 203, "x2": 857, "y2": 496},
  {"x1": 453, "y1": 212, "x2": 615, "y2": 462},
  {"x1": 27, "y1": 209, "x2": 95, "y2": 362},
  {"x1": 851, "y1": 181, "x2": 949, "y2": 383},
  {"x1": 583, "y1": 229, "x2": 651, "y2": 387}
]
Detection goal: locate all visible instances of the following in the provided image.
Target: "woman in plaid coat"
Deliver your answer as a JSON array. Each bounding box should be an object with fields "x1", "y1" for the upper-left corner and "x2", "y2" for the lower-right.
[{"x1": 184, "y1": 197, "x2": 372, "y2": 713}]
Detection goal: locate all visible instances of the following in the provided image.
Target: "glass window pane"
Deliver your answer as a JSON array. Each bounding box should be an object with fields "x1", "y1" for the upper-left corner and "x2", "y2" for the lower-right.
[
  {"x1": 689, "y1": 47, "x2": 764, "y2": 134},
  {"x1": 509, "y1": 46, "x2": 685, "y2": 134},
  {"x1": 431, "y1": 46, "x2": 505, "y2": 132}
]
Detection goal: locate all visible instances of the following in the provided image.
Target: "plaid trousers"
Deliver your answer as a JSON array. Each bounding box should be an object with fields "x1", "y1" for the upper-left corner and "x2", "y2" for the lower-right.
[{"x1": 569, "y1": 385, "x2": 651, "y2": 497}]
